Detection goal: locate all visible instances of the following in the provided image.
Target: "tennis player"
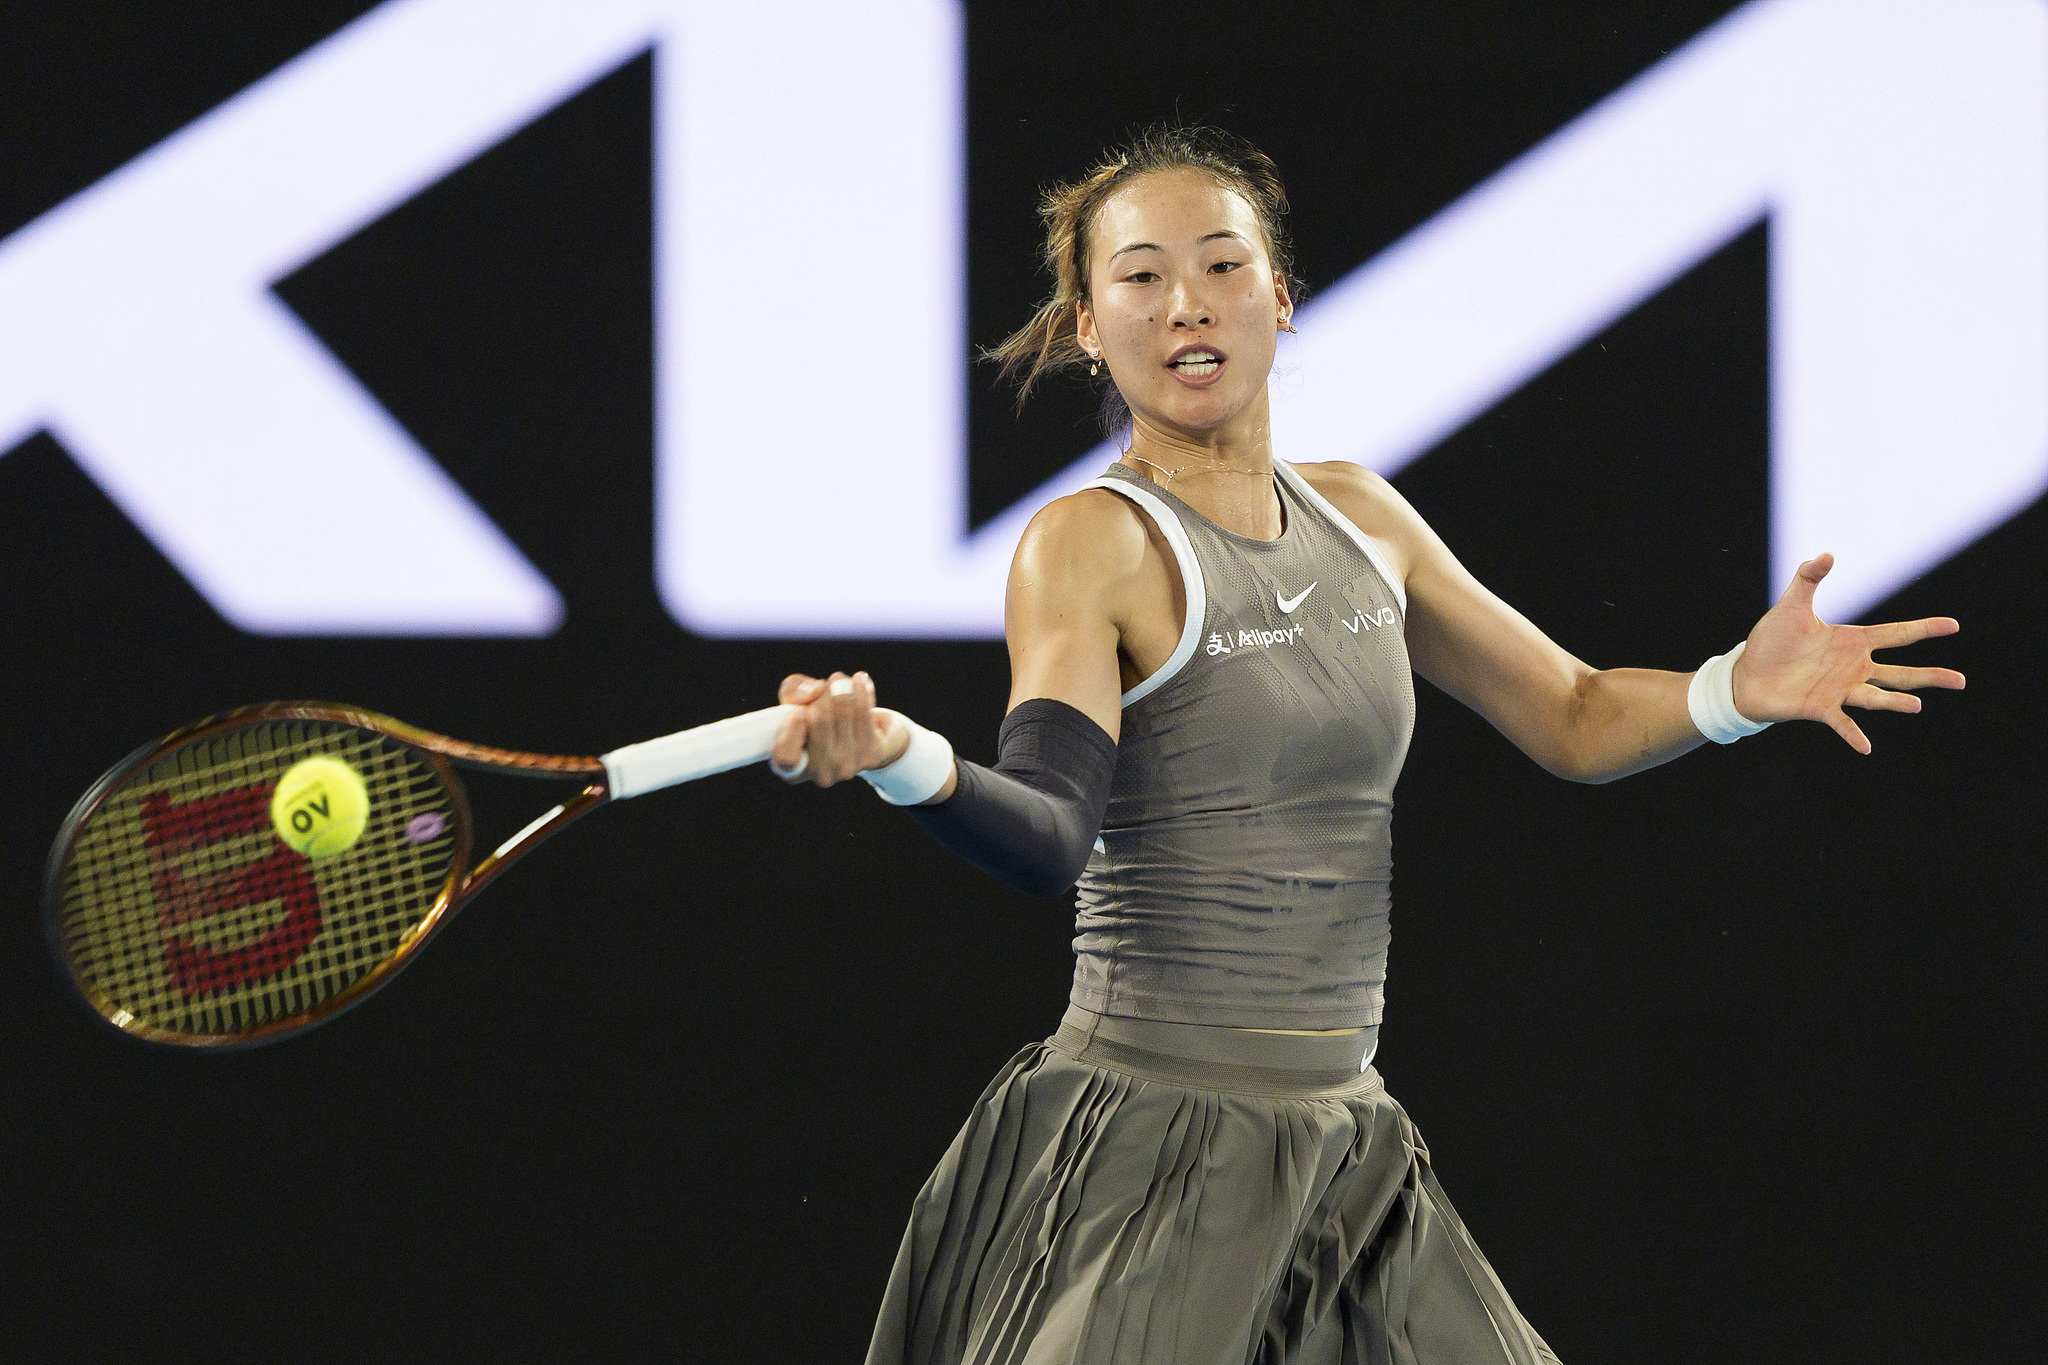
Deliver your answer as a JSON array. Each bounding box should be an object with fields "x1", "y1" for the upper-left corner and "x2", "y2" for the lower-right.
[{"x1": 768, "y1": 125, "x2": 1963, "y2": 1365}]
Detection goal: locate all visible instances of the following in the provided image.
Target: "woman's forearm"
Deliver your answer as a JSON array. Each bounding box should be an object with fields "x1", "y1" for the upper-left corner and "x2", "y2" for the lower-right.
[
  {"x1": 1553, "y1": 666, "x2": 1709, "y2": 783},
  {"x1": 902, "y1": 698, "x2": 1117, "y2": 896}
]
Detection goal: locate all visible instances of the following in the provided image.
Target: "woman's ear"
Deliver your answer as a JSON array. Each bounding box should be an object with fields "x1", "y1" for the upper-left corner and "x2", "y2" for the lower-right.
[
  {"x1": 1274, "y1": 274, "x2": 1296, "y2": 333},
  {"x1": 1074, "y1": 298, "x2": 1100, "y2": 359}
]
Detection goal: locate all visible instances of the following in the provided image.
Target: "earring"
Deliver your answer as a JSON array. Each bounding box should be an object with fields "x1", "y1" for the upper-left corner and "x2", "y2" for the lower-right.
[
  {"x1": 1279, "y1": 319, "x2": 1297, "y2": 334},
  {"x1": 1089, "y1": 354, "x2": 1101, "y2": 376}
]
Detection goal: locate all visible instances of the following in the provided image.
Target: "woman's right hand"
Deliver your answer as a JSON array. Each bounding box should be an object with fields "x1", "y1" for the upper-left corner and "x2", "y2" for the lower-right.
[{"x1": 771, "y1": 671, "x2": 910, "y2": 787}]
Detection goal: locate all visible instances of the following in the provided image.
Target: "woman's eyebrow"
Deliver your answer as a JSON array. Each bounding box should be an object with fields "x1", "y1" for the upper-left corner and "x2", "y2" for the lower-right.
[{"x1": 1109, "y1": 230, "x2": 1248, "y2": 262}]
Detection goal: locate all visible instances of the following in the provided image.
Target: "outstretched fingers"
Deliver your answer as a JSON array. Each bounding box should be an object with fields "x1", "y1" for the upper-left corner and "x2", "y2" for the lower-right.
[
  {"x1": 1846, "y1": 682, "x2": 1922, "y2": 715},
  {"x1": 1826, "y1": 705, "x2": 1873, "y2": 755},
  {"x1": 1776, "y1": 552, "x2": 1835, "y2": 613},
  {"x1": 1862, "y1": 616, "x2": 1962, "y2": 652},
  {"x1": 1754, "y1": 558, "x2": 1958, "y2": 751},
  {"x1": 1868, "y1": 661, "x2": 1967, "y2": 693}
]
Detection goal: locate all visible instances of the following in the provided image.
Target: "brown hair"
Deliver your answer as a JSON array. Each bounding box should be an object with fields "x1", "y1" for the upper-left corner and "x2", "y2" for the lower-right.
[{"x1": 984, "y1": 123, "x2": 1302, "y2": 417}]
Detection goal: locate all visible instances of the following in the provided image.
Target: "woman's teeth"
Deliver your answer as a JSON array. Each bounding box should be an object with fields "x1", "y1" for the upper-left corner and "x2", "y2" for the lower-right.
[{"x1": 1171, "y1": 352, "x2": 1221, "y2": 377}]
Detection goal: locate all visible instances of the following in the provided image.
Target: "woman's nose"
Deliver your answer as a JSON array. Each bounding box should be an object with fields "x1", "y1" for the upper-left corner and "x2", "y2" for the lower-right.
[{"x1": 1168, "y1": 279, "x2": 1214, "y2": 329}]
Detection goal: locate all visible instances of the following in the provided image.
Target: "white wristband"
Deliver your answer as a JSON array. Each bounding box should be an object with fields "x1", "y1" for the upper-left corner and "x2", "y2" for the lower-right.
[
  {"x1": 1688, "y1": 640, "x2": 1772, "y2": 744},
  {"x1": 859, "y1": 717, "x2": 955, "y2": 805}
]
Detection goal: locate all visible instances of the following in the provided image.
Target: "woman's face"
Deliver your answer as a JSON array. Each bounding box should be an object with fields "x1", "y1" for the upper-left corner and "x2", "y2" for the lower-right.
[{"x1": 1076, "y1": 169, "x2": 1293, "y2": 439}]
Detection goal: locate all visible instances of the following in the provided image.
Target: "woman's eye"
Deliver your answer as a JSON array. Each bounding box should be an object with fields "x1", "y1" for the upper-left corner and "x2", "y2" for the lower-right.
[
  {"x1": 1211, "y1": 260, "x2": 1243, "y2": 274},
  {"x1": 1123, "y1": 271, "x2": 1159, "y2": 284}
]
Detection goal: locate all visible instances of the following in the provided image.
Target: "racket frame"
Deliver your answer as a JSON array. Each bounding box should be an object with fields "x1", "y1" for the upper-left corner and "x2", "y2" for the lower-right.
[{"x1": 42, "y1": 701, "x2": 621, "y2": 1049}]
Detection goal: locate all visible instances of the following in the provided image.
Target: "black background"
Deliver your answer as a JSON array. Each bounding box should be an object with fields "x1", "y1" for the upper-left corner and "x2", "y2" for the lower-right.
[{"x1": 2, "y1": 3, "x2": 2039, "y2": 1361}]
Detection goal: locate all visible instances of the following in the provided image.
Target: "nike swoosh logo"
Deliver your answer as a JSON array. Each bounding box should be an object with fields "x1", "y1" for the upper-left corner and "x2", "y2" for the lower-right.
[{"x1": 1277, "y1": 582, "x2": 1317, "y2": 613}]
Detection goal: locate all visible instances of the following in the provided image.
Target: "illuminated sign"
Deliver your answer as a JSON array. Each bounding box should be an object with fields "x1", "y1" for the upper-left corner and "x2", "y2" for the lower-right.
[
  {"x1": 0, "y1": 0, "x2": 960, "y2": 635},
  {"x1": 0, "y1": 0, "x2": 2041, "y2": 635},
  {"x1": 1261, "y1": 0, "x2": 2048, "y2": 624}
]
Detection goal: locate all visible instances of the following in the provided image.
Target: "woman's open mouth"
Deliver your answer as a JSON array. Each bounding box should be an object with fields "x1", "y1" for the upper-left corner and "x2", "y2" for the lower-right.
[{"x1": 1166, "y1": 347, "x2": 1227, "y2": 387}]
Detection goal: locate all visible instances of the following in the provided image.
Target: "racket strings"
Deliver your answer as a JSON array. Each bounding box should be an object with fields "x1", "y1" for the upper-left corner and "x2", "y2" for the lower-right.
[{"x1": 56, "y1": 720, "x2": 461, "y2": 1040}]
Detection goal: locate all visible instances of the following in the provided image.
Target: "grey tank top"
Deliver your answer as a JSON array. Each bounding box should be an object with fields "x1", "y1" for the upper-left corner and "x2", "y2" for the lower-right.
[{"x1": 1069, "y1": 461, "x2": 1416, "y2": 1031}]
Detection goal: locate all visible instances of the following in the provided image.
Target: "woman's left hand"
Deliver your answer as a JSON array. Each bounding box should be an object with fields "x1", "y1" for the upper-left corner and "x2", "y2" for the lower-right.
[{"x1": 1731, "y1": 553, "x2": 1966, "y2": 754}]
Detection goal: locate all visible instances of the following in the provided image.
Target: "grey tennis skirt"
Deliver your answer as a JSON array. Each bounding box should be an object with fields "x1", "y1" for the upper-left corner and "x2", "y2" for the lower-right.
[{"x1": 865, "y1": 1004, "x2": 1560, "y2": 1365}]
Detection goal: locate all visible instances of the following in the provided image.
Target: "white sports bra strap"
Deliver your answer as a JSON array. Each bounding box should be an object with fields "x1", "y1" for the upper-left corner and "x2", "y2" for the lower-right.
[{"x1": 1081, "y1": 477, "x2": 1208, "y2": 707}]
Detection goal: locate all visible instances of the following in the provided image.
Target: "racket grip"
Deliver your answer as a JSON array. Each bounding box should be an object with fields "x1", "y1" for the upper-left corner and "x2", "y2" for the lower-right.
[{"x1": 601, "y1": 704, "x2": 799, "y2": 800}]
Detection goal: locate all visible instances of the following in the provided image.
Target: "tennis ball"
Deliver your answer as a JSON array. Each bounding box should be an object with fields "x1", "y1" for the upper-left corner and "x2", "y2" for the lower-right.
[{"x1": 271, "y1": 755, "x2": 370, "y2": 859}]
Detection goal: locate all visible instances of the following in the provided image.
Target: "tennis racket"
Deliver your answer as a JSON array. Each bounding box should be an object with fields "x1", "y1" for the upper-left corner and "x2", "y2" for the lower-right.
[{"x1": 43, "y1": 700, "x2": 797, "y2": 1049}]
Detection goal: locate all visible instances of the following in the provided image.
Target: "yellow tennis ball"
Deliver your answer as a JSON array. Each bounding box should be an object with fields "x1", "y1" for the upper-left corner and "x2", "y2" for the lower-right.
[{"x1": 271, "y1": 755, "x2": 370, "y2": 859}]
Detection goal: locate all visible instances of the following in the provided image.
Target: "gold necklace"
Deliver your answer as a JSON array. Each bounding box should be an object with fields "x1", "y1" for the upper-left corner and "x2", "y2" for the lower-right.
[{"x1": 1124, "y1": 452, "x2": 1275, "y2": 485}]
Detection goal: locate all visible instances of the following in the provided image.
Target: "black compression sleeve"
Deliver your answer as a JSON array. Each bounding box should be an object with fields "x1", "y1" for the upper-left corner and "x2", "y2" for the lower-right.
[{"x1": 901, "y1": 697, "x2": 1117, "y2": 898}]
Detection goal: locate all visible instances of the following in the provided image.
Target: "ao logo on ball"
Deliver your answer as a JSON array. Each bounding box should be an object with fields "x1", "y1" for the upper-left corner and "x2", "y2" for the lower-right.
[{"x1": 270, "y1": 756, "x2": 371, "y2": 859}]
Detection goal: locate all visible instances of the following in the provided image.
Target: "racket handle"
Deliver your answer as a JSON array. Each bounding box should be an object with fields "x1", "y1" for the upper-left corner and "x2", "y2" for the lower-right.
[{"x1": 601, "y1": 704, "x2": 799, "y2": 800}]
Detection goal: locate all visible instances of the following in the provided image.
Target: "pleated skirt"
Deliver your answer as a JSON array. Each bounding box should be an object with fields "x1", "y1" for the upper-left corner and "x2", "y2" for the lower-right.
[{"x1": 866, "y1": 1004, "x2": 1560, "y2": 1365}]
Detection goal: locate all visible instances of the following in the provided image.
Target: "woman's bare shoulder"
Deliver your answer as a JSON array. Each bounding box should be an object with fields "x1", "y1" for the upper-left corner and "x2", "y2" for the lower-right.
[
  {"x1": 1287, "y1": 460, "x2": 1426, "y2": 576},
  {"x1": 1289, "y1": 460, "x2": 1408, "y2": 529},
  {"x1": 1013, "y1": 485, "x2": 1155, "y2": 582}
]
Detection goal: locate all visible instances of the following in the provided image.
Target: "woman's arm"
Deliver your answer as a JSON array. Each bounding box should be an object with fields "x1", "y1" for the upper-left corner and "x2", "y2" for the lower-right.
[
  {"x1": 764, "y1": 489, "x2": 1147, "y2": 894},
  {"x1": 766, "y1": 488, "x2": 1141, "y2": 788},
  {"x1": 1003, "y1": 486, "x2": 1178, "y2": 737},
  {"x1": 1297, "y1": 461, "x2": 1964, "y2": 782}
]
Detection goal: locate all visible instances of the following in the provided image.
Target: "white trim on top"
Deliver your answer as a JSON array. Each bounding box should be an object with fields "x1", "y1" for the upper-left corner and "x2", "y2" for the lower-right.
[
  {"x1": 1082, "y1": 477, "x2": 1207, "y2": 707},
  {"x1": 1274, "y1": 460, "x2": 1408, "y2": 619}
]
